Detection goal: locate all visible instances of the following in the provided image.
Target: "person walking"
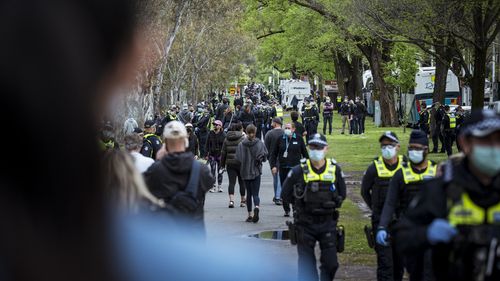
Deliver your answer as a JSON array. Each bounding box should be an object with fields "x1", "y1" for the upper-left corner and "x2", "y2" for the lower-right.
[
  {"x1": 185, "y1": 123, "x2": 199, "y2": 159},
  {"x1": 221, "y1": 122, "x2": 246, "y2": 208},
  {"x1": 291, "y1": 111, "x2": 306, "y2": 140},
  {"x1": 323, "y1": 97, "x2": 334, "y2": 135},
  {"x1": 239, "y1": 104, "x2": 255, "y2": 130},
  {"x1": 236, "y1": 124, "x2": 268, "y2": 223},
  {"x1": 206, "y1": 120, "x2": 226, "y2": 193},
  {"x1": 281, "y1": 133, "x2": 346, "y2": 281},
  {"x1": 264, "y1": 117, "x2": 285, "y2": 205},
  {"x1": 361, "y1": 132, "x2": 406, "y2": 281},
  {"x1": 270, "y1": 123, "x2": 308, "y2": 217},
  {"x1": 303, "y1": 99, "x2": 320, "y2": 140}
]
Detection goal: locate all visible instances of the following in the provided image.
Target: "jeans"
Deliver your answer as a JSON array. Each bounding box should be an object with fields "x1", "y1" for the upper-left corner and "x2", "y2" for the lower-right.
[
  {"x1": 209, "y1": 158, "x2": 223, "y2": 185},
  {"x1": 244, "y1": 176, "x2": 261, "y2": 212},
  {"x1": 323, "y1": 115, "x2": 333, "y2": 135},
  {"x1": 350, "y1": 117, "x2": 359, "y2": 134},
  {"x1": 227, "y1": 167, "x2": 245, "y2": 196},
  {"x1": 272, "y1": 172, "x2": 281, "y2": 199},
  {"x1": 279, "y1": 167, "x2": 292, "y2": 213}
]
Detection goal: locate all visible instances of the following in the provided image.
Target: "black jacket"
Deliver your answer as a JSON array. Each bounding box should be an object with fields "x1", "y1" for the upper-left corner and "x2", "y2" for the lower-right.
[
  {"x1": 394, "y1": 158, "x2": 500, "y2": 281},
  {"x1": 140, "y1": 134, "x2": 162, "y2": 160},
  {"x1": 239, "y1": 110, "x2": 255, "y2": 129},
  {"x1": 187, "y1": 133, "x2": 199, "y2": 157},
  {"x1": 144, "y1": 152, "x2": 214, "y2": 222},
  {"x1": 270, "y1": 133, "x2": 308, "y2": 169},
  {"x1": 205, "y1": 130, "x2": 225, "y2": 157},
  {"x1": 221, "y1": 131, "x2": 245, "y2": 169}
]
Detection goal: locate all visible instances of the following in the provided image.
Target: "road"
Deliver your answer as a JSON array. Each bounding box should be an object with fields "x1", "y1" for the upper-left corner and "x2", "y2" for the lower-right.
[{"x1": 204, "y1": 161, "x2": 375, "y2": 280}]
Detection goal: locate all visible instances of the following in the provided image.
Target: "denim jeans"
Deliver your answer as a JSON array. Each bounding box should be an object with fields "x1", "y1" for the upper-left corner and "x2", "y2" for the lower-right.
[{"x1": 273, "y1": 172, "x2": 281, "y2": 199}]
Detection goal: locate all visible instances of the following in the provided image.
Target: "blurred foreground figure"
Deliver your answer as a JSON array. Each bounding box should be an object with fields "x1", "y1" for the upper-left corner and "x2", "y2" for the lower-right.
[
  {"x1": 395, "y1": 110, "x2": 500, "y2": 281},
  {"x1": 0, "y1": 1, "x2": 295, "y2": 281}
]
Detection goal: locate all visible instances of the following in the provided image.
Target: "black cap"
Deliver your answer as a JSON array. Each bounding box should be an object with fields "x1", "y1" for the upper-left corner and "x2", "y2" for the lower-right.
[
  {"x1": 272, "y1": 117, "x2": 282, "y2": 125},
  {"x1": 379, "y1": 131, "x2": 399, "y2": 143},
  {"x1": 308, "y1": 133, "x2": 328, "y2": 148},
  {"x1": 133, "y1": 127, "x2": 143, "y2": 134},
  {"x1": 409, "y1": 130, "x2": 429, "y2": 146},
  {"x1": 460, "y1": 109, "x2": 500, "y2": 137},
  {"x1": 144, "y1": 119, "x2": 156, "y2": 128}
]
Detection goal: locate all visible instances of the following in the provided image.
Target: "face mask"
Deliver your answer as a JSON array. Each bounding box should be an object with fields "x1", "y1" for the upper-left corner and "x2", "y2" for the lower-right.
[
  {"x1": 471, "y1": 146, "x2": 500, "y2": 177},
  {"x1": 284, "y1": 129, "x2": 292, "y2": 136},
  {"x1": 309, "y1": 149, "x2": 325, "y2": 161},
  {"x1": 381, "y1": 146, "x2": 397, "y2": 160},
  {"x1": 408, "y1": 150, "x2": 424, "y2": 164}
]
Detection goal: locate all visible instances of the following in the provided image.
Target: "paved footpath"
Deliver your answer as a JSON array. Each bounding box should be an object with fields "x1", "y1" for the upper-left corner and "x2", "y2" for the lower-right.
[{"x1": 204, "y1": 162, "x2": 375, "y2": 280}]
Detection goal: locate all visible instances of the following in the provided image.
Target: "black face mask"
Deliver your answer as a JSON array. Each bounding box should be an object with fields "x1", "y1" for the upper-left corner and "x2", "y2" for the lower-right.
[{"x1": 187, "y1": 128, "x2": 193, "y2": 133}]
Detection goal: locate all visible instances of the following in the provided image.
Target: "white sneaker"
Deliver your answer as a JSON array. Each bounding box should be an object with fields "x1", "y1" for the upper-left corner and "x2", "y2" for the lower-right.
[
  {"x1": 209, "y1": 187, "x2": 217, "y2": 193},
  {"x1": 218, "y1": 185, "x2": 223, "y2": 192}
]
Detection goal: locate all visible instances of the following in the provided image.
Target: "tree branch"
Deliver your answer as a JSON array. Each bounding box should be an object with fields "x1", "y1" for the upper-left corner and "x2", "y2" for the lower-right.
[{"x1": 257, "y1": 29, "x2": 285, "y2": 40}]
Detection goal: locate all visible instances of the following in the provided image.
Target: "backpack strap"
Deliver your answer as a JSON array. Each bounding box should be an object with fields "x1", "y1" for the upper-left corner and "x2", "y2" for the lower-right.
[{"x1": 185, "y1": 160, "x2": 201, "y2": 198}]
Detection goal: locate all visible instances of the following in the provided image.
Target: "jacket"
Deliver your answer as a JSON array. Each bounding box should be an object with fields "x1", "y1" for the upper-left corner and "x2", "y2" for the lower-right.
[
  {"x1": 236, "y1": 137, "x2": 268, "y2": 180},
  {"x1": 264, "y1": 128, "x2": 284, "y2": 160},
  {"x1": 221, "y1": 131, "x2": 245, "y2": 169},
  {"x1": 270, "y1": 133, "x2": 308, "y2": 169},
  {"x1": 187, "y1": 133, "x2": 199, "y2": 157},
  {"x1": 205, "y1": 130, "x2": 225, "y2": 157},
  {"x1": 144, "y1": 152, "x2": 214, "y2": 221}
]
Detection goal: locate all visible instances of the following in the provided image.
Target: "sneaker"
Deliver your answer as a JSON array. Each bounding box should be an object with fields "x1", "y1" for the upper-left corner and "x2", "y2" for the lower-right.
[
  {"x1": 284, "y1": 212, "x2": 290, "y2": 217},
  {"x1": 252, "y1": 207, "x2": 259, "y2": 223},
  {"x1": 245, "y1": 216, "x2": 253, "y2": 222},
  {"x1": 228, "y1": 201, "x2": 234, "y2": 208},
  {"x1": 240, "y1": 201, "x2": 246, "y2": 208},
  {"x1": 218, "y1": 185, "x2": 223, "y2": 192},
  {"x1": 274, "y1": 199, "x2": 282, "y2": 206},
  {"x1": 209, "y1": 188, "x2": 216, "y2": 193}
]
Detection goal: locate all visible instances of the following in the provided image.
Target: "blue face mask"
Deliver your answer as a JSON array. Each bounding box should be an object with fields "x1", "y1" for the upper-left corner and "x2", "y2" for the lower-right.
[
  {"x1": 471, "y1": 146, "x2": 500, "y2": 177},
  {"x1": 309, "y1": 149, "x2": 325, "y2": 161},
  {"x1": 381, "y1": 146, "x2": 397, "y2": 160},
  {"x1": 408, "y1": 150, "x2": 424, "y2": 164}
]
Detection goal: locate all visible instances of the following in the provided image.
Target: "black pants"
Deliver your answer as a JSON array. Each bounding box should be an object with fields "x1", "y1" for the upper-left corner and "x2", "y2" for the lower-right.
[
  {"x1": 305, "y1": 120, "x2": 318, "y2": 140},
  {"x1": 443, "y1": 130, "x2": 455, "y2": 156},
  {"x1": 431, "y1": 126, "x2": 444, "y2": 152},
  {"x1": 244, "y1": 176, "x2": 261, "y2": 212},
  {"x1": 209, "y1": 158, "x2": 223, "y2": 185},
  {"x1": 279, "y1": 167, "x2": 292, "y2": 214},
  {"x1": 227, "y1": 167, "x2": 245, "y2": 196},
  {"x1": 350, "y1": 117, "x2": 359, "y2": 134},
  {"x1": 198, "y1": 131, "x2": 208, "y2": 158},
  {"x1": 373, "y1": 221, "x2": 404, "y2": 281},
  {"x1": 256, "y1": 121, "x2": 263, "y2": 140},
  {"x1": 297, "y1": 220, "x2": 339, "y2": 281},
  {"x1": 358, "y1": 115, "x2": 365, "y2": 134},
  {"x1": 323, "y1": 115, "x2": 333, "y2": 135},
  {"x1": 420, "y1": 124, "x2": 429, "y2": 135}
]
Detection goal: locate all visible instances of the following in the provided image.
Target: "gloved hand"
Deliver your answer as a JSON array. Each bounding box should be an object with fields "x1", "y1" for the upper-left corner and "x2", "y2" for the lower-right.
[
  {"x1": 427, "y1": 219, "x2": 457, "y2": 245},
  {"x1": 376, "y1": 229, "x2": 389, "y2": 246}
]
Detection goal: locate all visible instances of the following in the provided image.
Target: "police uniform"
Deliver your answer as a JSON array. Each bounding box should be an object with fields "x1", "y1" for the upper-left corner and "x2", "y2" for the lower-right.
[
  {"x1": 362, "y1": 155, "x2": 405, "y2": 281},
  {"x1": 442, "y1": 111, "x2": 456, "y2": 156},
  {"x1": 419, "y1": 108, "x2": 430, "y2": 134},
  {"x1": 303, "y1": 104, "x2": 320, "y2": 140},
  {"x1": 140, "y1": 133, "x2": 162, "y2": 160},
  {"x1": 378, "y1": 160, "x2": 437, "y2": 281},
  {"x1": 281, "y1": 136, "x2": 346, "y2": 281}
]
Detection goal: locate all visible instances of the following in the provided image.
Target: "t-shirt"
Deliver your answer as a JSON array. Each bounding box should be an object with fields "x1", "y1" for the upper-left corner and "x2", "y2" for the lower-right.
[{"x1": 130, "y1": 151, "x2": 155, "y2": 173}]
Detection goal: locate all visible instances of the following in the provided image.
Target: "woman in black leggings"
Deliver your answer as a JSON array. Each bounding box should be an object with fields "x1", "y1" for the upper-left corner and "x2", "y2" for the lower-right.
[{"x1": 221, "y1": 122, "x2": 246, "y2": 208}]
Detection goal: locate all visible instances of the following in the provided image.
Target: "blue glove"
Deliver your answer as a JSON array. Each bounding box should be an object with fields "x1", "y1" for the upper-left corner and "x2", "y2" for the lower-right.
[
  {"x1": 427, "y1": 219, "x2": 457, "y2": 245},
  {"x1": 376, "y1": 229, "x2": 389, "y2": 246}
]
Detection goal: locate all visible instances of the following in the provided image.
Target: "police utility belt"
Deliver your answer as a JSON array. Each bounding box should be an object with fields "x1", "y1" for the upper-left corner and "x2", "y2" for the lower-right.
[{"x1": 294, "y1": 159, "x2": 340, "y2": 222}]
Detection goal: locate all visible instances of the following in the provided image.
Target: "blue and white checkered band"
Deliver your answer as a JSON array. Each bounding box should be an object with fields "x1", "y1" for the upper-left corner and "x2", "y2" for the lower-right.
[
  {"x1": 308, "y1": 134, "x2": 328, "y2": 147},
  {"x1": 461, "y1": 117, "x2": 500, "y2": 137}
]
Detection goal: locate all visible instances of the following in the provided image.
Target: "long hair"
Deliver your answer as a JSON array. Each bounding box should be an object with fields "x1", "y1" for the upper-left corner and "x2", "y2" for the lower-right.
[
  {"x1": 0, "y1": 1, "x2": 136, "y2": 281},
  {"x1": 102, "y1": 150, "x2": 163, "y2": 212}
]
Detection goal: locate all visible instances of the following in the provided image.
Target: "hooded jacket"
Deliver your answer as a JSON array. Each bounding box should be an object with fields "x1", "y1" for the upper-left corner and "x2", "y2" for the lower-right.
[
  {"x1": 235, "y1": 137, "x2": 268, "y2": 180},
  {"x1": 221, "y1": 131, "x2": 245, "y2": 169},
  {"x1": 144, "y1": 152, "x2": 214, "y2": 222}
]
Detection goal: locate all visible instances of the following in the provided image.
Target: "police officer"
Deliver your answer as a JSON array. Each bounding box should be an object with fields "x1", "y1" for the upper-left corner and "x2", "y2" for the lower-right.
[
  {"x1": 303, "y1": 99, "x2": 320, "y2": 140},
  {"x1": 376, "y1": 130, "x2": 437, "y2": 281},
  {"x1": 419, "y1": 102, "x2": 430, "y2": 135},
  {"x1": 323, "y1": 97, "x2": 334, "y2": 135},
  {"x1": 442, "y1": 105, "x2": 456, "y2": 156},
  {"x1": 394, "y1": 110, "x2": 500, "y2": 281},
  {"x1": 361, "y1": 131, "x2": 405, "y2": 281},
  {"x1": 140, "y1": 120, "x2": 163, "y2": 160},
  {"x1": 336, "y1": 95, "x2": 342, "y2": 110},
  {"x1": 156, "y1": 105, "x2": 178, "y2": 136},
  {"x1": 99, "y1": 121, "x2": 120, "y2": 150},
  {"x1": 254, "y1": 103, "x2": 265, "y2": 140},
  {"x1": 281, "y1": 133, "x2": 346, "y2": 281}
]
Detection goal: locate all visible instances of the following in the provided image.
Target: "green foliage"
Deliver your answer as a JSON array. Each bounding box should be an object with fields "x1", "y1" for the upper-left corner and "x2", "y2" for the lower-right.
[{"x1": 384, "y1": 42, "x2": 419, "y2": 94}]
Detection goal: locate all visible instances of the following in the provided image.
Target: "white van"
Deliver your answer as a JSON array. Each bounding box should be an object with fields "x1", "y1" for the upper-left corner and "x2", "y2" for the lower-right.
[{"x1": 281, "y1": 80, "x2": 311, "y2": 110}]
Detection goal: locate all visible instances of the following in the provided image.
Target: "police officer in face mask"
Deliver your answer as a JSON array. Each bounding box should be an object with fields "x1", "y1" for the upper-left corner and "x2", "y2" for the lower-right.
[
  {"x1": 361, "y1": 132, "x2": 406, "y2": 281},
  {"x1": 394, "y1": 110, "x2": 500, "y2": 281},
  {"x1": 376, "y1": 130, "x2": 438, "y2": 281},
  {"x1": 281, "y1": 133, "x2": 346, "y2": 281}
]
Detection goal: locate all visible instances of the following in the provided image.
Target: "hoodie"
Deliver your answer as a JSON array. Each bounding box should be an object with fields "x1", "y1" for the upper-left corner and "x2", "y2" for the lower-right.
[{"x1": 236, "y1": 137, "x2": 268, "y2": 180}]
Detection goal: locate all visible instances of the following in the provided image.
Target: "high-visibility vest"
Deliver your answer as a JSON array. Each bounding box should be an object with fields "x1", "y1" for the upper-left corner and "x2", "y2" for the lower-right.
[
  {"x1": 302, "y1": 159, "x2": 337, "y2": 183},
  {"x1": 402, "y1": 161, "x2": 437, "y2": 184},
  {"x1": 447, "y1": 113, "x2": 456, "y2": 129},
  {"x1": 374, "y1": 155, "x2": 404, "y2": 178},
  {"x1": 276, "y1": 106, "x2": 283, "y2": 117},
  {"x1": 449, "y1": 192, "x2": 500, "y2": 226},
  {"x1": 336, "y1": 96, "x2": 342, "y2": 103}
]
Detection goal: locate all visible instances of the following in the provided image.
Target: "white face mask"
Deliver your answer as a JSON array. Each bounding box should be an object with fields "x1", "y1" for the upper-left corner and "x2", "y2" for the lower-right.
[
  {"x1": 381, "y1": 145, "x2": 397, "y2": 160},
  {"x1": 284, "y1": 129, "x2": 292, "y2": 136},
  {"x1": 309, "y1": 149, "x2": 325, "y2": 161},
  {"x1": 408, "y1": 150, "x2": 424, "y2": 164},
  {"x1": 471, "y1": 145, "x2": 500, "y2": 177}
]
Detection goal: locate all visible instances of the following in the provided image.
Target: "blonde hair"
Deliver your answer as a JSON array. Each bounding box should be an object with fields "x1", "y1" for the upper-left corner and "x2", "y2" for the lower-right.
[{"x1": 102, "y1": 150, "x2": 163, "y2": 212}]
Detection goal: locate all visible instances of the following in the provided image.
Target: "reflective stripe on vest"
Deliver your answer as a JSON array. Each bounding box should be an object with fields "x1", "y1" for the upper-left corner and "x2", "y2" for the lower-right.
[
  {"x1": 447, "y1": 113, "x2": 456, "y2": 129},
  {"x1": 276, "y1": 106, "x2": 283, "y2": 117},
  {"x1": 144, "y1": 133, "x2": 162, "y2": 144},
  {"x1": 302, "y1": 159, "x2": 337, "y2": 183},
  {"x1": 374, "y1": 155, "x2": 404, "y2": 178},
  {"x1": 336, "y1": 96, "x2": 342, "y2": 102},
  {"x1": 402, "y1": 161, "x2": 437, "y2": 184},
  {"x1": 448, "y1": 193, "x2": 500, "y2": 226}
]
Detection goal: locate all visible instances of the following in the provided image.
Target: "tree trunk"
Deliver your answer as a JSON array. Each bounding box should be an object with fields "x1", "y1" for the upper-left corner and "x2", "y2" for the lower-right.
[
  {"x1": 358, "y1": 43, "x2": 399, "y2": 126},
  {"x1": 433, "y1": 41, "x2": 450, "y2": 104},
  {"x1": 471, "y1": 46, "x2": 487, "y2": 108},
  {"x1": 333, "y1": 53, "x2": 346, "y2": 99},
  {"x1": 351, "y1": 55, "x2": 363, "y2": 99}
]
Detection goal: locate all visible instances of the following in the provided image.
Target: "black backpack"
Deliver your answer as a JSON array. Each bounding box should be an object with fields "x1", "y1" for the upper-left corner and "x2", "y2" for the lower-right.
[{"x1": 167, "y1": 160, "x2": 202, "y2": 214}]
